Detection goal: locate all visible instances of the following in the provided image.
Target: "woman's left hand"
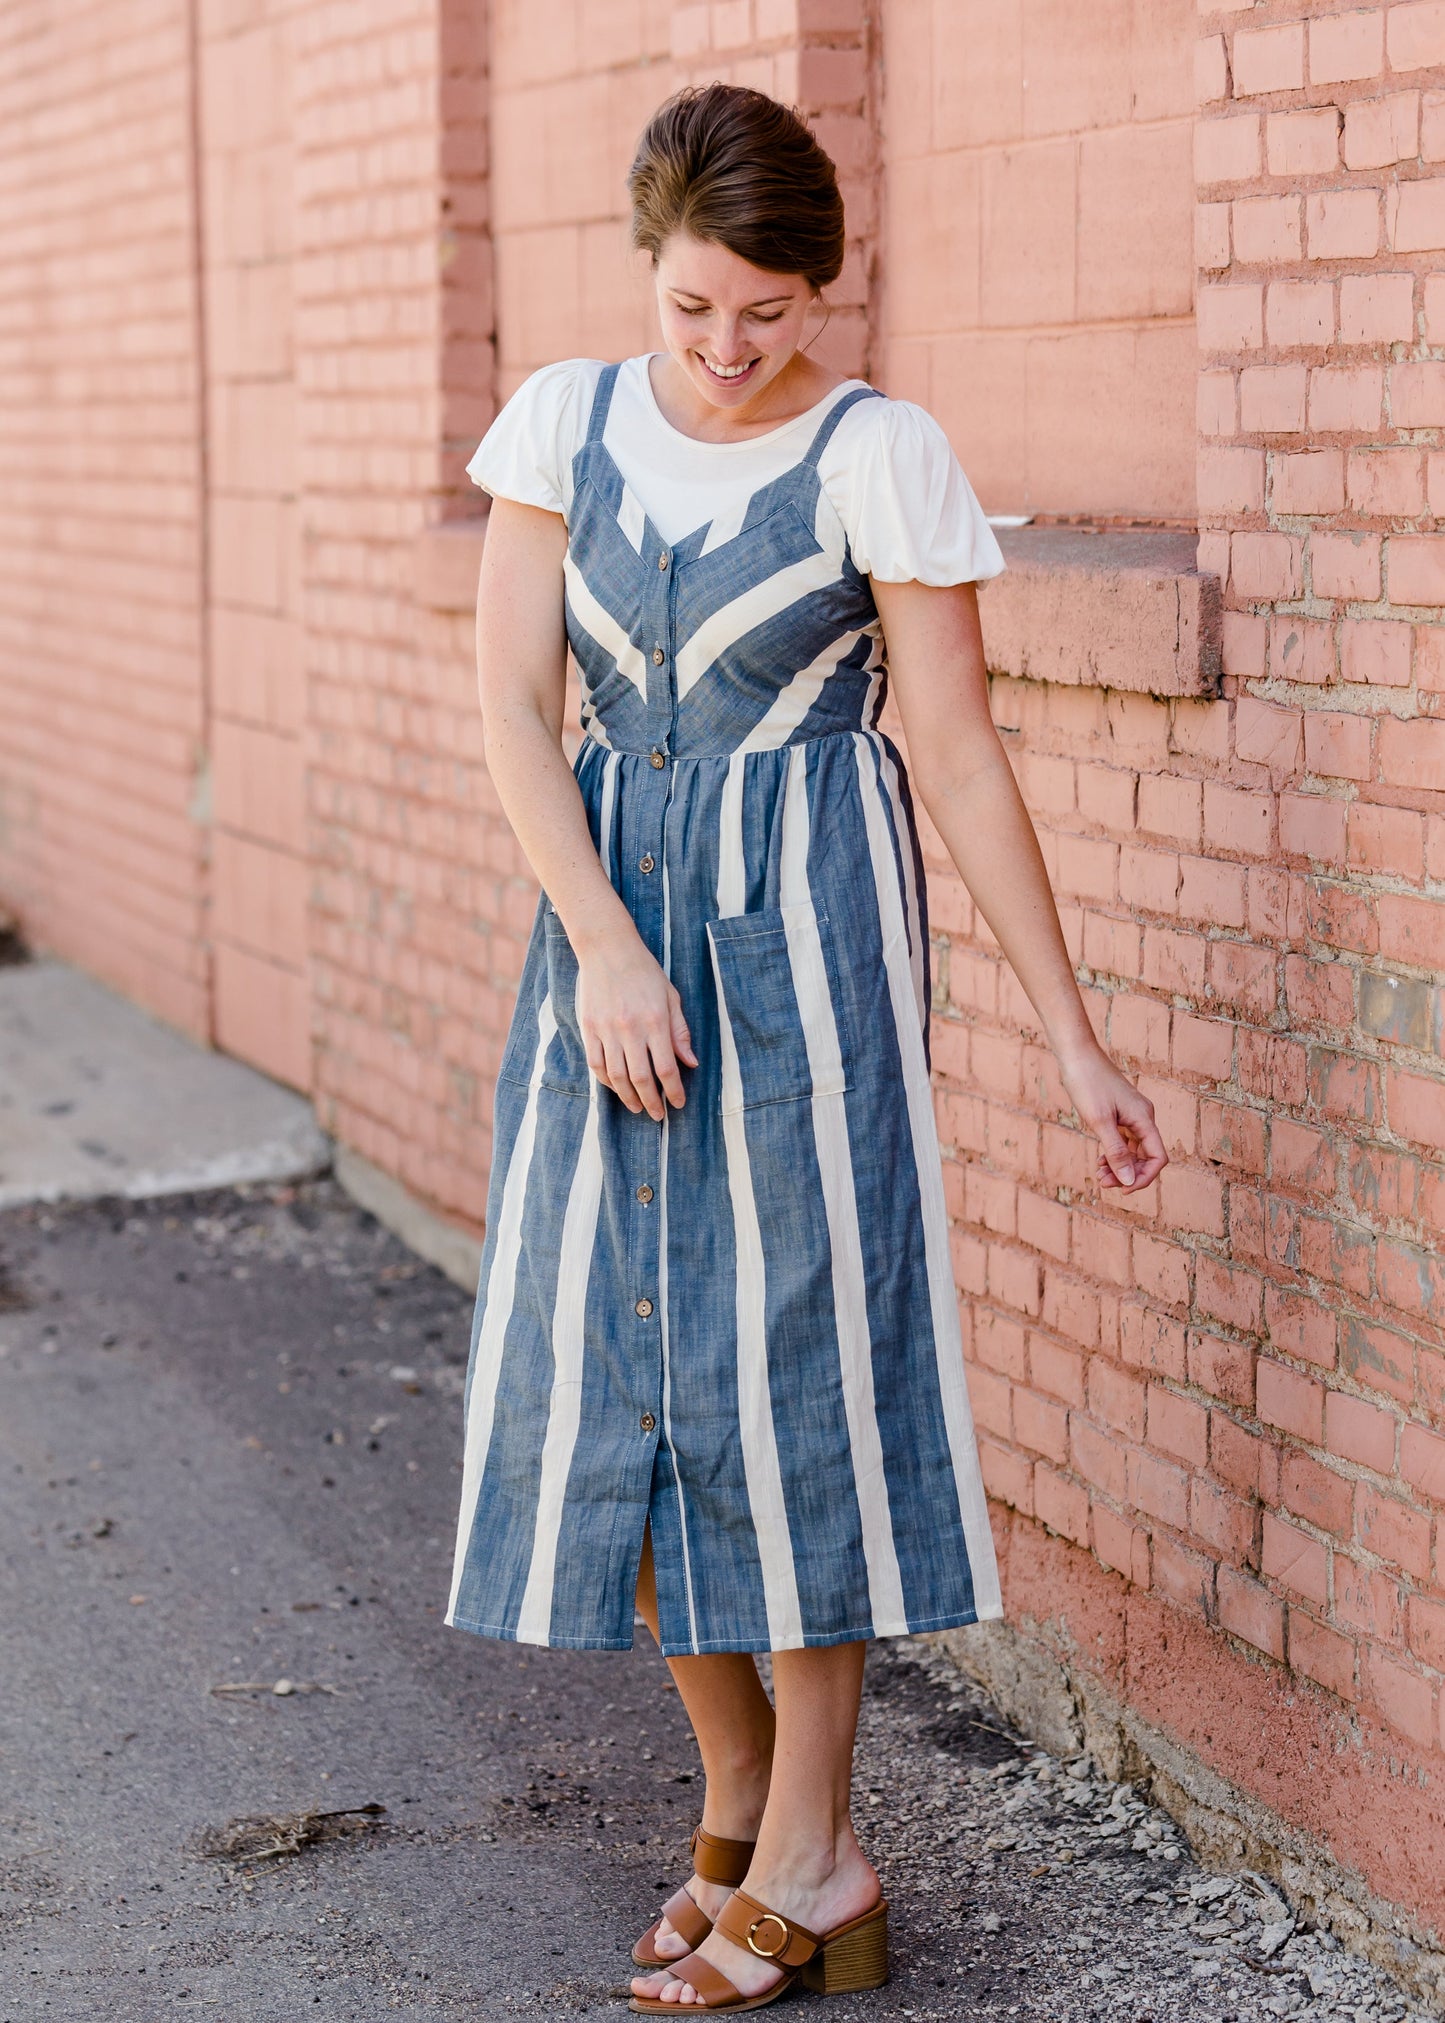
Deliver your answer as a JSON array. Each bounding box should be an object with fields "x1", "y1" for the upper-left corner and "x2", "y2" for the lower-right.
[{"x1": 1058, "y1": 1044, "x2": 1168, "y2": 1195}]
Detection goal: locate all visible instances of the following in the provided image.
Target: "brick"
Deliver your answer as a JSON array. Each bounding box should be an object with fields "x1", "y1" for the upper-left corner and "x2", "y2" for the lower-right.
[
  {"x1": 1388, "y1": 1, "x2": 1445, "y2": 72},
  {"x1": 1311, "y1": 531, "x2": 1381, "y2": 601},
  {"x1": 1427, "y1": 91, "x2": 1445, "y2": 161},
  {"x1": 1261, "y1": 1512, "x2": 1330, "y2": 1606},
  {"x1": 1341, "y1": 1312, "x2": 1416, "y2": 1403},
  {"x1": 1129, "y1": 1448, "x2": 1190, "y2": 1530},
  {"x1": 1198, "y1": 284, "x2": 1265, "y2": 360},
  {"x1": 1308, "y1": 365, "x2": 1383, "y2": 432},
  {"x1": 1189, "y1": 1330, "x2": 1256, "y2": 1412},
  {"x1": 1281, "y1": 1448, "x2": 1354, "y2": 1539},
  {"x1": 1390, "y1": 361, "x2": 1445, "y2": 426},
  {"x1": 1233, "y1": 194, "x2": 1302, "y2": 264},
  {"x1": 1390, "y1": 176, "x2": 1445, "y2": 252},
  {"x1": 1199, "y1": 446, "x2": 1265, "y2": 512},
  {"x1": 1153, "y1": 1533, "x2": 1217, "y2": 1617},
  {"x1": 1218, "y1": 1566, "x2": 1286, "y2": 1660},
  {"x1": 1272, "y1": 615, "x2": 1337, "y2": 684},
  {"x1": 1239, "y1": 363, "x2": 1306, "y2": 433},
  {"x1": 1234, "y1": 21, "x2": 1306, "y2": 93},
  {"x1": 1347, "y1": 448, "x2": 1425, "y2": 518},
  {"x1": 1310, "y1": 7, "x2": 1386, "y2": 84},
  {"x1": 1224, "y1": 611, "x2": 1268, "y2": 679},
  {"x1": 1363, "y1": 1650, "x2": 1436, "y2": 1746},
  {"x1": 1344, "y1": 90, "x2": 1420, "y2": 168},
  {"x1": 1341, "y1": 272, "x2": 1417, "y2": 348},
  {"x1": 1325, "y1": 1391, "x2": 1397, "y2": 1470},
  {"x1": 1257, "y1": 1359, "x2": 1325, "y2": 1443},
  {"x1": 1355, "y1": 1484, "x2": 1432, "y2": 1577},
  {"x1": 1341, "y1": 619, "x2": 1413, "y2": 688},
  {"x1": 1199, "y1": 369, "x2": 1237, "y2": 436},
  {"x1": 1267, "y1": 281, "x2": 1335, "y2": 350},
  {"x1": 1271, "y1": 450, "x2": 1344, "y2": 515},
  {"x1": 1147, "y1": 1383, "x2": 1210, "y2": 1467},
  {"x1": 1195, "y1": 113, "x2": 1263, "y2": 185},
  {"x1": 1400, "y1": 1419, "x2": 1445, "y2": 1502},
  {"x1": 1196, "y1": 32, "x2": 1229, "y2": 105},
  {"x1": 1410, "y1": 1593, "x2": 1445, "y2": 1672},
  {"x1": 1387, "y1": 537, "x2": 1445, "y2": 605},
  {"x1": 1034, "y1": 1465, "x2": 1090, "y2": 1547},
  {"x1": 1281, "y1": 791, "x2": 1346, "y2": 858},
  {"x1": 1306, "y1": 189, "x2": 1381, "y2": 261},
  {"x1": 1336, "y1": 1556, "x2": 1403, "y2": 1642},
  {"x1": 1304, "y1": 711, "x2": 1372, "y2": 781},
  {"x1": 1092, "y1": 1503, "x2": 1151, "y2": 1586},
  {"x1": 1197, "y1": 201, "x2": 1232, "y2": 272},
  {"x1": 1231, "y1": 530, "x2": 1301, "y2": 600},
  {"x1": 1289, "y1": 1612, "x2": 1358, "y2": 1701},
  {"x1": 1378, "y1": 713, "x2": 1445, "y2": 787},
  {"x1": 1349, "y1": 804, "x2": 1425, "y2": 878},
  {"x1": 1266, "y1": 107, "x2": 1342, "y2": 176}
]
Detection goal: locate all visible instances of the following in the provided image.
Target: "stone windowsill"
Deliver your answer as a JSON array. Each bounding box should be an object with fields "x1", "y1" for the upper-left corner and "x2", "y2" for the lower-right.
[
  {"x1": 984, "y1": 527, "x2": 1221, "y2": 699},
  {"x1": 415, "y1": 519, "x2": 1222, "y2": 701}
]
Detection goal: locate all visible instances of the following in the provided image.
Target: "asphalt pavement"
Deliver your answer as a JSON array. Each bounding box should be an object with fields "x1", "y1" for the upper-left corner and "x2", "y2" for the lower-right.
[{"x1": 0, "y1": 1178, "x2": 1424, "y2": 2023}]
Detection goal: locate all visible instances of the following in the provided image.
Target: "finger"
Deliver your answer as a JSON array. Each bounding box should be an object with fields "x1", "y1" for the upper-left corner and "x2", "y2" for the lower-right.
[
  {"x1": 601, "y1": 1035, "x2": 641, "y2": 1113},
  {"x1": 668, "y1": 988, "x2": 698, "y2": 1068},
  {"x1": 651, "y1": 1028, "x2": 686, "y2": 1111},
  {"x1": 622, "y1": 1035, "x2": 665, "y2": 1122},
  {"x1": 583, "y1": 1030, "x2": 609, "y2": 1089},
  {"x1": 1131, "y1": 1112, "x2": 1169, "y2": 1184},
  {"x1": 1097, "y1": 1120, "x2": 1137, "y2": 1188}
]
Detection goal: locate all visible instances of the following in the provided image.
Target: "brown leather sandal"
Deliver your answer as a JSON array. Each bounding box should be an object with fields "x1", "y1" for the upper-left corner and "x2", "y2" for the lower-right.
[
  {"x1": 628, "y1": 1886, "x2": 889, "y2": 2011},
  {"x1": 631, "y1": 1826, "x2": 756, "y2": 1968}
]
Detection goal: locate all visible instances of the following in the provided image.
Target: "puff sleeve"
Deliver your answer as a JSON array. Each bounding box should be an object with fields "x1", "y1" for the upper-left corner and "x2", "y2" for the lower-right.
[
  {"x1": 464, "y1": 357, "x2": 601, "y2": 522},
  {"x1": 831, "y1": 397, "x2": 1005, "y2": 587}
]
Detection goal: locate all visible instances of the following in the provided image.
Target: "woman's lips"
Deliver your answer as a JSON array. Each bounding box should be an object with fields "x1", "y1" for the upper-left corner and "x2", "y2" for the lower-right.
[{"x1": 698, "y1": 354, "x2": 760, "y2": 386}]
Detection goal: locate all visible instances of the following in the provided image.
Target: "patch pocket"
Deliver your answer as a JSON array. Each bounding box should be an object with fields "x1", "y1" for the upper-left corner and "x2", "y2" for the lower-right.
[
  {"x1": 705, "y1": 904, "x2": 850, "y2": 1115},
  {"x1": 539, "y1": 907, "x2": 593, "y2": 1098}
]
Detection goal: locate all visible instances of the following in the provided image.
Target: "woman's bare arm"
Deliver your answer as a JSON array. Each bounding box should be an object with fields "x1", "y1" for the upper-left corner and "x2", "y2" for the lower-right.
[
  {"x1": 475, "y1": 498, "x2": 695, "y2": 1119},
  {"x1": 872, "y1": 575, "x2": 1166, "y2": 1193}
]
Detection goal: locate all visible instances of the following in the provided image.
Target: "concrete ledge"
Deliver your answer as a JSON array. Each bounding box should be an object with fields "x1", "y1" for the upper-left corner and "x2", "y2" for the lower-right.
[
  {"x1": 414, "y1": 517, "x2": 487, "y2": 614},
  {"x1": 983, "y1": 527, "x2": 1222, "y2": 698},
  {"x1": 333, "y1": 1145, "x2": 482, "y2": 1295}
]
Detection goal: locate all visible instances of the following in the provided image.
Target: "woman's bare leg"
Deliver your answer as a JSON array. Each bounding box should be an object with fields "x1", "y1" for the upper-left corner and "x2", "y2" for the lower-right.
[
  {"x1": 631, "y1": 1639, "x2": 879, "y2": 2004},
  {"x1": 635, "y1": 1528, "x2": 776, "y2": 1960}
]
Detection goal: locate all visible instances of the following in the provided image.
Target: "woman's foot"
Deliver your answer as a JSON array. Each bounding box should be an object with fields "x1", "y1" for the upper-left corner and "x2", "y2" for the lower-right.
[{"x1": 630, "y1": 1835, "x2": 880, "y2": 2004}]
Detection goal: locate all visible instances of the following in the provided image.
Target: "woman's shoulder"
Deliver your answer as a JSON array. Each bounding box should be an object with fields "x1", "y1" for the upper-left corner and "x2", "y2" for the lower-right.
[{"x1": 821, "y1": 387, "x2": 1006, "y2": 586}]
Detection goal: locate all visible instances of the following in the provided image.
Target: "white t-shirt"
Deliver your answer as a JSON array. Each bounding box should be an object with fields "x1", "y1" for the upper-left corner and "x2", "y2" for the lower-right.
[{"x1": 465, "y1": 354, "x2": 1006, "y2": 588}]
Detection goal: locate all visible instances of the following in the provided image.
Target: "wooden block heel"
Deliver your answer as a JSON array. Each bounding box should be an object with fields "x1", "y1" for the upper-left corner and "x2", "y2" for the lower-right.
[{"x1": 800, "y1": 1903, "x2": 889, "y2": 1994}]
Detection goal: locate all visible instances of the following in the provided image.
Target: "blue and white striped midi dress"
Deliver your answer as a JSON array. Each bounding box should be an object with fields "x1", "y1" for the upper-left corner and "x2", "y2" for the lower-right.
[{"x1": 446, "y1": 360, "x2": 1003, "y2": 1656}]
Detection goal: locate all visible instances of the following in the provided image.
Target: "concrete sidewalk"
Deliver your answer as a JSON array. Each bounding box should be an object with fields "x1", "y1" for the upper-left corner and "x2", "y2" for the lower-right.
[{"x1": 0, "y1": 960, "x2": 329, "y2": 1209}]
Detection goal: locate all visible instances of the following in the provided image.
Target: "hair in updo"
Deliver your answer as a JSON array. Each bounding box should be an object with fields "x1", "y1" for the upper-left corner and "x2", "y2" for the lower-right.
[{"x1": 627, "y1": 83, "x2": 845, "y2": 293}]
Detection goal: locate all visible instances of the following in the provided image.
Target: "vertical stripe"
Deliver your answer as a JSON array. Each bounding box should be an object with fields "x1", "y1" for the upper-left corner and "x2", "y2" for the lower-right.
[
  {"x1": 658, "y1": 824, "x2": 700, "y2": 1650},
  {"x1": 711, "y1": 782, "x2": 802, "y2": 1649},
  {"x1": 445, "y1": 996, "x2": 558, "y2": 1625},
  {"x1": 854, "y1": 735, "x2": 1003, "y2": 1619},
  {"x1": 875, "y1": 739, "x2": 927, "y2": 1027},
  {"x1": 514, "y1": 1084, "x2": 605, "y2": 1642},
  {"x1": 598, "y1": 750, "x2": 619, "y2": 880},
  {"x1": 716, "y1": 752, "x2": 748, "y2": 916},
  {"x1": 779, "y1": 749, "x2": 908, "y2": 1632}
]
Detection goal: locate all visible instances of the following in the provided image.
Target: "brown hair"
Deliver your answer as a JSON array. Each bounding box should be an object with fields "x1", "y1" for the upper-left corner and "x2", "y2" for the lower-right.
[{"x1": 627, "y1": 83, "x2": 845, "y2": 293}]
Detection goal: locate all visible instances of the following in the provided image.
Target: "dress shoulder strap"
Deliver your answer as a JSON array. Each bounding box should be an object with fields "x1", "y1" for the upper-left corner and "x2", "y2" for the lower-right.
[
  {"x1": 799, "y1": 383, "x2": 884, "y2": 470},
  {"x1": 584, "y1": 360, "x2": 622, "y2": 444}
]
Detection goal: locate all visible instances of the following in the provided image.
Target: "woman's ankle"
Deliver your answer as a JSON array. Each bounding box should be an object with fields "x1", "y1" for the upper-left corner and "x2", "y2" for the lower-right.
[{"x1": 698, "y1": 1744, "x2": 773, "y2": 1843}]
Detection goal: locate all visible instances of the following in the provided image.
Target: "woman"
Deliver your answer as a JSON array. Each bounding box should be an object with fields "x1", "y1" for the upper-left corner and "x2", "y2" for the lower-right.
[{"x1": 446, "y1": 83, "x2": 1166, "y2": 2013}]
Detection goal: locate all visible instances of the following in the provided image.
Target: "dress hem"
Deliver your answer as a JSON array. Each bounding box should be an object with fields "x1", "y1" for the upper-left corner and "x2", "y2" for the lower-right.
[{"x1": 444, "y1": 1600, "x2": 1005, "y2": 1657}]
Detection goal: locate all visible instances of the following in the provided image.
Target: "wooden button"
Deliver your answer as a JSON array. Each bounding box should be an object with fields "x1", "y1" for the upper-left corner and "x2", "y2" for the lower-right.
[{"x1": 636, "y1": 1183, "x2": 654, "y2": 1204}]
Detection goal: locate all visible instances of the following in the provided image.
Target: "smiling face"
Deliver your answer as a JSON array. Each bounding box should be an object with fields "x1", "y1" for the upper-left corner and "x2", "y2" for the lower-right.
[{"x1": 654, "y1": 232, "x2": 818, "y2": 413}]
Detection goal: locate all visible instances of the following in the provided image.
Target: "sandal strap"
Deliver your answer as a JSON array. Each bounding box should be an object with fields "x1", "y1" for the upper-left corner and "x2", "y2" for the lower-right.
[
  {"x1": 713, "y1": 1888, "x2": 822, "y2": 1970},
  {"x1": 666, "y1": 1948, "x2": 745, "y2": 2007},
  {"x1": 658, "y1": 1885, "x2": 712, "y2": 1952},
  {"x1": 690, "y1": 1825, "x2": 756, "y2": 1886}
]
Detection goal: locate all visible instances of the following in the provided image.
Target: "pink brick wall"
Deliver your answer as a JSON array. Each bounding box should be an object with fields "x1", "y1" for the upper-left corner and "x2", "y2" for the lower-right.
[
  {"x1": 0, "y1": 0, "x2": 210, "y2": 1035},
  {"x1": 879, "y1": 0, "x2": 1199, "y2": 522}
]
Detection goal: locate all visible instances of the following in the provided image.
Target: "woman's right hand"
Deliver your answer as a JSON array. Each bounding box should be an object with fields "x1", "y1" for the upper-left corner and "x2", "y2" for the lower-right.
[{"x1": 574, "y1": 930, "x2": 697, "y2": 1121}]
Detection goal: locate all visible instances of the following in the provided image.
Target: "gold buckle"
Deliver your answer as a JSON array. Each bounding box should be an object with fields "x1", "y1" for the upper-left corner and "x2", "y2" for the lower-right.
[{"x1": 745, "y1": 1912, "x2": 790, "y2": 1960}]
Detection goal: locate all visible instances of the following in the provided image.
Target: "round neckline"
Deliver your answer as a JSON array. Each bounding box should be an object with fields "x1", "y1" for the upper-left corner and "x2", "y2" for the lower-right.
[{"x1": 638, "y1": 352, "x2": 863, "y2": 451}]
